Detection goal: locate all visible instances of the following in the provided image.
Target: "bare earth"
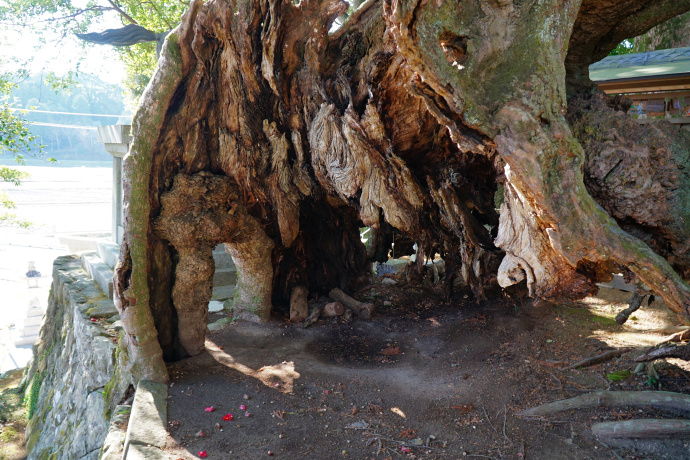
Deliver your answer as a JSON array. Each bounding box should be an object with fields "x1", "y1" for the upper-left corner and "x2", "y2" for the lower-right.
[{"x1": 163, "y1": 285, "x2": 690, "y2": 460}]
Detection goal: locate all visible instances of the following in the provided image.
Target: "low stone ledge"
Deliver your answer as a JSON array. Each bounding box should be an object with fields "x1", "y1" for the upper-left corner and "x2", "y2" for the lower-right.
[
  {"x1": 123, "y1": 380, "x2": 168, "y2": 458},
  {"x1": 101, "y1": 404, "x2": 131, "y2": 460},
  {"x1": 81, "y1": 251, "x2": 114, "y2": 299},
  {"x1": 24, "y1": 255, "x2": 132, "y2": 460}
]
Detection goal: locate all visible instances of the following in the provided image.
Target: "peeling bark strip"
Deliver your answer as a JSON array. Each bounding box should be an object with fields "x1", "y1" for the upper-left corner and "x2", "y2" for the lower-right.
[{"x1": 117, "y1": 0, "x2": 690, "y2": 373}]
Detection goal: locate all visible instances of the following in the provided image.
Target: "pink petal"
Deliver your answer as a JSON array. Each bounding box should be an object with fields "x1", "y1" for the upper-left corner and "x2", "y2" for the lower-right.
[
  {"x1": 239, "y1": 405, "x2": 247, "y2": 410},
  {"x1": 223, "y1": 413, "x2": 233, "y2": 421},
  {"x1": 198, "y1": 452, "x2": 207, "y2": 458},
  {"x1": 324, "y1": 390, "x2": 329, "y2": 395},
  {"x1": 205, "y1": 406, "x2": 215, "y2": 412},
  {"x1": 244, "y1": 411, "x2": 252, "y2": 417},
  {"x1": 401, "y1": 446, "x2": 411, "y2": 453}
]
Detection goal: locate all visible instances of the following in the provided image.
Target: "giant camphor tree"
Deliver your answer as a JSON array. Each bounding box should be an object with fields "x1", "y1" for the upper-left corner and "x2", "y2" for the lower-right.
[{"x1": 111, "y1": 0, "x2": 690, "y2": 384}]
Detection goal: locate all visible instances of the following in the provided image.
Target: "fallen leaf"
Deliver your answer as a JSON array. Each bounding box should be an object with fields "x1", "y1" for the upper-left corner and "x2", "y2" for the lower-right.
[
  {"x1": 451, "y1": 404, "x2": 473, "y2": 414},
  {"x1": 272, "y1": 410, "x2": 286, "y2": 420},
  {"x1": 367, "y1": 402, "x2": 383, "y2": 413},
  {"x1": 380, "y1": 346, "x2": 403, "y2": 356},
  {"x1": 399, "y1": 429, "x2": 418, "y2": 439},
  {"x1": 349, "y1": 406, "x2": 359, "y2": 416}
]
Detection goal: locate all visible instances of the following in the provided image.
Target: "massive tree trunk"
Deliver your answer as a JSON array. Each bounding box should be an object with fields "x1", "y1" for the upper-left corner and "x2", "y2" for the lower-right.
[{"x1": 114, "y1": 0, "x2": 690, "y2": 383}]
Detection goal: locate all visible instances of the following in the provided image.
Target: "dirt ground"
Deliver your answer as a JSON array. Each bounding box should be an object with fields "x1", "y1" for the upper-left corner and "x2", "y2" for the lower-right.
[{"x1": 163, "y1": 282, "x2": 690, "y2": 460}]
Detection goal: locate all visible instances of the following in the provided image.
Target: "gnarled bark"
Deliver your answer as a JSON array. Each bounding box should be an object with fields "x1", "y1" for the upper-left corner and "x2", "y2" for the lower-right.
[{"x1": 116, "y1": 0, "x2": 690, "y2": 375}]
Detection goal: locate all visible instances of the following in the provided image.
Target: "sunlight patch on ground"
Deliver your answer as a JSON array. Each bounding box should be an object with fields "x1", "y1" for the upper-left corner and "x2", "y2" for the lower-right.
[{"x1": 205, "y1": 340, "x2": 300, "y2": 393}]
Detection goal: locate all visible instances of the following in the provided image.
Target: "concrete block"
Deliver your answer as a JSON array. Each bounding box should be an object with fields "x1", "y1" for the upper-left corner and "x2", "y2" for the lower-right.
[
  {"x1": 213, "y1": 267, "x2": 237, "y2": 287},
  {"x1": 97, "y1": 125, "x2": 132, "y2": 149},
  {"x1": 212, "y1": 245, "x2": 236, "y2": 270},
  {"x1": 26, "y1": 305, "x2": 45, "y2": 318},
  {"x1": 20, "y1": 325, "x2": 41, "y2": 336},
  {"x1": 14, "y1": 335, "x2": 39, "y2": 346},
  {"x1": 123, "y1": 380, "x2": 168, "y2": 457},
  {"x1": 208, "y1": 301, "x2": 224, "y2": 313},
  {"x1": 212, "y1": 285, "x2": 235, "y2": 301},
  {"x1": 23, "y1": 315, "x2": 44, "y2": 327},
  {"x1": 56, "y1": 235, "x2": 101, "y2": 253},
  {"x1": 97, "y1": 240, "x2": 121, "y2": 270},
  {"x1": 81, "y1": 252, "x2": 114, "y2": 299}
]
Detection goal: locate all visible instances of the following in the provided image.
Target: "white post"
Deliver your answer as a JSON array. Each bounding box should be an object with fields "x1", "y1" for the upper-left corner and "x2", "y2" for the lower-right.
[{"x1": 97, "y1": 125, "x2": 132, "y2": 244}]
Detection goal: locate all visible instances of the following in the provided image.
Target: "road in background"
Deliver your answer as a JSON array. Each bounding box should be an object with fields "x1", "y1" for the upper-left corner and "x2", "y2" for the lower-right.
[{"x1": 0, "y1": 164, "x2": 112, "y2": 373}]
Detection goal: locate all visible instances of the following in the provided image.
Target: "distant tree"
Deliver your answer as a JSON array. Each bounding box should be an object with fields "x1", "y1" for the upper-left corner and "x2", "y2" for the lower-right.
[
  {"x1": 0, "y1": 71, "x2": 36, "y2": 226},
  {"x1": 0, "y1": 0, "x2": 188, "y2": 97}
]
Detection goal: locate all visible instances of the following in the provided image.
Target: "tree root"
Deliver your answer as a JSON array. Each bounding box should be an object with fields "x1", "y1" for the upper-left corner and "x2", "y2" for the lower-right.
[
  {"x1": 518, "y1": 391, "x2": 690, "y2": 418},
  {"x1": 568, "y1": 348, "x2": 633, "y2": 369},
  {"x1": 615, "y1": 291, "x2": 645, "y2": 325},
  {"x1": 635, "y1": 343, "x2": 690, "y2": 362},
  {"x1": 592, "y1": 419, "x2": 690, "y2": 440}
]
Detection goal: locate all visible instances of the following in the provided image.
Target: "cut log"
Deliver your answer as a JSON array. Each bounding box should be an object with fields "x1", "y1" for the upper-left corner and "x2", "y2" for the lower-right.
[
  {"x1": 568, "y1": 348, "x2": 633, "y2": 369},
  {"x1": 290, "y1": 286, "x2": 309, "y2": 322},
  {"x1": 518, "y1": 391, "x2": 690, "y2": 418},
  {"x1": 593, "y1": 419, "x2": 690, "y2": 440},
  {"x1": 635, "y1": 343, "x2": 690, "y2": 362},
  {"x1": 328, "y1": 288, "x2": 374, "y2": 320},
  {"x1": 322, "y1": 302, "x2": 345, "y2": 317}
]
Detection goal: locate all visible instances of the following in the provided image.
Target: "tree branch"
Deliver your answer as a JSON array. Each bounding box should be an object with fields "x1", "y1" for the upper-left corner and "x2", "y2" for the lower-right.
[{"x1": 104, "y1": 0, "x2": 137, "y2": 24}]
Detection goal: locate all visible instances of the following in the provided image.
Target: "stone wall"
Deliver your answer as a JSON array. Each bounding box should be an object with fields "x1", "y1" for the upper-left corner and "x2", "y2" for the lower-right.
[{"x1": 23, "y1": 255, "x2": 132, "y2": 460}]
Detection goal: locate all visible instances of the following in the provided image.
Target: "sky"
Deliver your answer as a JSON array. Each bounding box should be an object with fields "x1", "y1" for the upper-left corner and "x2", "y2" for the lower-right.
[{"x1": 1, "y1": 10, "x2": 127, "y2": 86}]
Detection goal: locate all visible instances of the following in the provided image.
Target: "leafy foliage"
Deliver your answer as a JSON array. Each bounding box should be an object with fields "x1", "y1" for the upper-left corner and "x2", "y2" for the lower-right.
[
  {"x1": 0, "y1": 71, "x2": 38, "y2": 227},
  {"x1": 609, "y1": 39, "x2": 634, "y2": 56},
  {"x1": 0, "y1": 0, "x2": 190, "y2": 97}
]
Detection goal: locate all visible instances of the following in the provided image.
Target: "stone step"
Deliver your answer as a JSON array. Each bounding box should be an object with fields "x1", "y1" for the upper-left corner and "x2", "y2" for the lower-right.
[
  {"x1": 97, "y1": 240, "x2": 121, "y2": 270},
  {"x1": 23, "y1": 315, "x2": 44, "y2": 327},
  {"x1": 19, "y1": 325, "x2": 41, "y2": 337},
  {"x1": 212, "y1": 285, "x2": 235, "y2": 301},
  {"x1": 212, "y1": 244, "x2": 236, "y2": 270},
  {"x1": 81, "y1": 251, "x2": 114, "y2": 299},
  {"x1": 213, "y1": 267, "x2": 237, "y2": 287},
  {"x1": 14, "y1": 334, "x2": 39, "y2": 347}
]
